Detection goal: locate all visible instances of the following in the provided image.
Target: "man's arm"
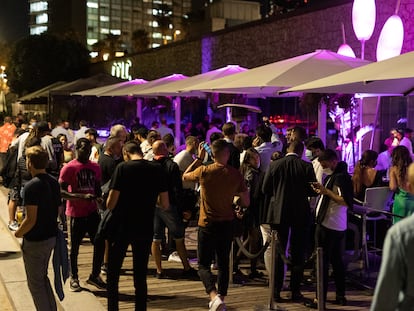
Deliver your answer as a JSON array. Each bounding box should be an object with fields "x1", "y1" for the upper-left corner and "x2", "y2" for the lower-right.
[
  {"x1": 60, "y1": 181, "x2": 96, "y2": 201},
  {"x1": 237, "y1": 190, "x2": 250, "y2": 208},
  {"x1": 106, "y1": 189, "x2": 120, "y2": 210},
  {"x1": 158, "y1": 191, "x2": 169, "y2": 210},
  {"x1": 14, "y1": 205, "x2": 37, "y2": 238}
]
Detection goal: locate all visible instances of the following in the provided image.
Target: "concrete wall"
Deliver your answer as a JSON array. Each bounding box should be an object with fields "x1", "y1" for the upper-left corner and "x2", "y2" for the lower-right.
[{"x1": 94, "y1": 0, "x2": 414, "y2": 79}]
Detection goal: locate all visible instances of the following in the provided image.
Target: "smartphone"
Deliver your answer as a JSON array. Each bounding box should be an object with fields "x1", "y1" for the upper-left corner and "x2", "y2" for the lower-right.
[{"x1": 203, "y1": 142, "x2": 213, "y2": 157}]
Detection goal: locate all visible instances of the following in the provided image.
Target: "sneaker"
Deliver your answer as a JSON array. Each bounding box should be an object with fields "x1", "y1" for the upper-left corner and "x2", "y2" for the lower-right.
[
  {"x1": 335, "y1": 296, "x2": 347, "y2": 306},
  {"x1": 86, "y1": 275, "x2": 107, "y2": 289},
  {"x1": 101, "y1": 263, "x2": 108, "y2": 275},
  {"x1": 70, "y1": 278, "x2": 82, "y2": 292},
  {"x1": 209, "y1": 295, "x2": 226, "y2": 311},
  {"x1": 8, "y1": 221, "x2": 18, "y2": 231},
  {"x1": 168, "y1": 251, "x2": 181, "y2": 263}
]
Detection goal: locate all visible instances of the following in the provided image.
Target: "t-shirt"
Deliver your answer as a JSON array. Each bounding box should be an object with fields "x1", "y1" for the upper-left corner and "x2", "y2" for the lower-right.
[
  {"x1": 0, "y1": 122, "x2": 16, "y2": 153},
  {"x1": 174, "y1": 149, "x2": 196, "y2": 190},
  {"x1": 59, "y1": 159, "x2": 102, "y2": 217},
  {"x1": 185, "y1": 162, "x2": 248, "y2": 227},
  {"x1": 109, "y1": 159, "x2": 168, "y2": 239},
  {"x1": 98, "y1": 153, "x2": 121, "y2": 185},
  {"x1": 23, "y1": 173, "x2": 60, "y2": 241}
]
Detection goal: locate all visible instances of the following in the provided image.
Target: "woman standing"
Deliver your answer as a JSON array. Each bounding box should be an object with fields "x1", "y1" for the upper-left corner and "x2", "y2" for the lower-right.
[{"x1": 389, "y1": 146, "x2": 414, "y2": 223}]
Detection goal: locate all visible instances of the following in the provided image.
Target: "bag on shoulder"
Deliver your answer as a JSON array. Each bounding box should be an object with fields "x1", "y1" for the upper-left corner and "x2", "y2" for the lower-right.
[{"x1": 1, "y1": 145, "x2": 18, "y2": 188}]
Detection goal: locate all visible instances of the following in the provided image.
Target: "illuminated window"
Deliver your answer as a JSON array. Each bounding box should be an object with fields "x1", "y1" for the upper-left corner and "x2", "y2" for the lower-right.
[
  {"x1": 100, "y1": 15, "x2": 110, "y2": 22},
  {"x1": 101, "y1": 28, "x2": 110, "y2": 34},
  {"x1": 86, "y1": 1, "x2": 99, "y2": 9},
  {"x1": 88, "y1": 39, "x2": 98, "y2": 46},
  {"x1": 110, "y1": 29, "x2": 121, "y2": 35},
  {"x1": 30, "y1": 1, "x2": 48, "y2": 13},
  {"x1": 152, "y1": 9, "x2": 158, "y2": 15},
  {"x1": 149, "y1": 21, "x2": 159, "y2": 27},
  {"x1": 30, "y1": 26, "x2": 48, "y2": 35},
  {"x1": 36, "y1": 13, "x2": 48, "y2": 24},
  {"x1": 165, "y1": 35, "x2": 172, "y2": 40},
  {"x1": 152, "y1": 32, "x2": 162, "y2": 39},
  {"x1": 152, "y1": 43, "x2": 160, "y2": 48}
]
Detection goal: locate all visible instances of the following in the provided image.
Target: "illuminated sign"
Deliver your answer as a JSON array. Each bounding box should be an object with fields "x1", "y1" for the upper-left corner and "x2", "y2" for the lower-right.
[{"x1": 111, "y1": 59, "x2": 132, "y2": 80}]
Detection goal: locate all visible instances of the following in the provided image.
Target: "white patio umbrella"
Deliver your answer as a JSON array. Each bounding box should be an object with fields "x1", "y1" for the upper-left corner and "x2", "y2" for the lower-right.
[
  {"x1": 185, "y1": 49, "x2": 370, "y2": 97},
  {"x1": 133, "y1": 65, "x2": 247, "y2": 97},
  {"x1": 280, "y1": 50, "x2": 414, "y2": 96},
  {"x1": 72, "y1": 78, "x2": 148, "y2": 97}
]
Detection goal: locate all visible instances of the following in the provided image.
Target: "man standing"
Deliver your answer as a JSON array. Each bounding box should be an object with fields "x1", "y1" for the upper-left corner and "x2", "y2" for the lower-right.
[
  {"x1": 15, "y1": 146, "x2": 61, "y2": 311},
  {"x1": 305, "y1": 149, "x2": 353, "y2": 309},
  {"x1": 74, "y1": 120, "x2": 89, "y2": 145},
  {"x1": 59, "y1": 138, "x2": 106, "y2": 292},
  {"x1": 183, "y1": 139, "x2": 249, "y2": 311},
  {"x1": 106, "y1": 140, "x2": 169, "y2": 311},
  {"x1": 371, "y1": 163, "x2": 414, "y2": 310},
  {"x1": 151, "y1": 140, "x2": 196, "y2": 278},
  {"x1": 0, "y1": 116, "x2": 16, "y2": 173},
  {"x1": 261, "y1": 140, "x2": 316, "y2": 302},
  {"x1": 254, "y1": 124, "x2": 283, "y2": 173},
  {"x1": 222, "y1": 122, "x2": 240, "y2": 169}
]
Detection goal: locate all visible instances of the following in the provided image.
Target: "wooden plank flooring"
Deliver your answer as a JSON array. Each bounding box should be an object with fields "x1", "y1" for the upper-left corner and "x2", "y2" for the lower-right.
[{"x1": 75, "y1": 226, "x2": 376, "y2": 311}]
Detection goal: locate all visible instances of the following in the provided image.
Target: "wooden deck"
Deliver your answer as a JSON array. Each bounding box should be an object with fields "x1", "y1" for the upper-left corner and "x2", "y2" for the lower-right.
[{"x1": 76, "y1": 226, "x2": 376, "y2": 311}]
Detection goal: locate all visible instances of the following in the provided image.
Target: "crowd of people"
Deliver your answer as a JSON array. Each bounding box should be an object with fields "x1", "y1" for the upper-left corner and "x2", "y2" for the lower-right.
[{"x1": 1, "y1": 114, "x2": 414, "y2": 311}]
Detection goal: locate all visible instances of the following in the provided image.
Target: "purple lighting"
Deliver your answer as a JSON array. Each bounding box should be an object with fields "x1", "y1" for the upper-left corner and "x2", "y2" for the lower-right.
[
  {"x1": 201, "y1": 36, "x2": 213, "y2": 73},
  {"x1": 376, "y1": 15, "x2": 404, "y2": 61},
  {"x1": 352, "y1": 0, "x2": 376, "y2": 41}
]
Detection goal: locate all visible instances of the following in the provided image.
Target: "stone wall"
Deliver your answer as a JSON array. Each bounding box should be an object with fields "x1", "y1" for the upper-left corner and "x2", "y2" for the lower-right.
[{"x1": 95, "y1": 0, "x2": 414, "y2": 79}]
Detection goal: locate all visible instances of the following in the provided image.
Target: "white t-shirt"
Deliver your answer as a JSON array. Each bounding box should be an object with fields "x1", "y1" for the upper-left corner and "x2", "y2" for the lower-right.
[{"x1": 316, "y1": 184, "x2": 348, "y2": 231}]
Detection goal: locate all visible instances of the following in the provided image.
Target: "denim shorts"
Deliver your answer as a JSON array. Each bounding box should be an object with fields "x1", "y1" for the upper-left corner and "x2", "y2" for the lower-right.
[{"x1": 153, "y1": 205, "x2": 185, "y2": 241}]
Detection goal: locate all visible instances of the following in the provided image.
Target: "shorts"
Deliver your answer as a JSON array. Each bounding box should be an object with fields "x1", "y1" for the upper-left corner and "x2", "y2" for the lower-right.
[{"x1": 153, "y1": 205, "x2": 185, "y2": 241}]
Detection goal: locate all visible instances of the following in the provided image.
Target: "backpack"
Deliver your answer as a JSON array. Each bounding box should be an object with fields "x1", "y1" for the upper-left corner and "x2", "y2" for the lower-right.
[{"x1": 1, "y1": 145, "x2": 18, "y2": 188}]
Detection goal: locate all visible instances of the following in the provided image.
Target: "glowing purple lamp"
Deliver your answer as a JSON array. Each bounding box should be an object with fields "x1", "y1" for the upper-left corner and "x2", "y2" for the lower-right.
[
  {"x1": 352, "y1": 0, "x2": 376, "y2": 59},
  {"x1": 376, "y1": 0, "x2": 404, "y2": 61},
  {"x1": 337, "y1": 23, "x2": 356, "y2": 58}
]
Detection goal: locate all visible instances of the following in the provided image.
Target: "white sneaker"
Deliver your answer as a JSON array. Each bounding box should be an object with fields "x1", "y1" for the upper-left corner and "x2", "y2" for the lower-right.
[
  {"x1": 8, "y1": 221, "x2": 18, "y2": 231},
  {"x1": 208, "y1": 295, "x2": 226, "y2": 311},
  {"x1": 168, "y1": 251, "x2": 181, "y2": 263}
]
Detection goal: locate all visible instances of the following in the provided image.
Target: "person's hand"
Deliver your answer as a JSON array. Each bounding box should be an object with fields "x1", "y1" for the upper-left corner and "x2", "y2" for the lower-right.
[
  {"x1": 182, "y1": 210, "x2": 192, "y2": 221},
  {"x1": 84, "y1": 193, "x2": 96, "y2": 200},
  {"x1": 197, "y1": 141, "x2": 207, "y2": 159},
  {"x1": 310, "y1": 182, "x2": 328, "y2": 195}
]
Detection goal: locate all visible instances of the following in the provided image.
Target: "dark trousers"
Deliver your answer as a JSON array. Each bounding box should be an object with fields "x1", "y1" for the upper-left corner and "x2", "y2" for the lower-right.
[
  {"x1": 107, "y1": 236, "x2": 152, "y2": 311},
  {"x1": 315, "y1": 224, "x2": 346, "y2": 301},
  {"x1": 22, "y1": 237, "x2": 57, "y2": 311},
  {"x1": 197, "y1": 221, "x2": 233, "y2": 296},
  {"x1": 273, "y1": 222, "x2": 307, "y2": 294},
  {"x1": 68, "y1": 212, "x2": 104, "y2": 279}
]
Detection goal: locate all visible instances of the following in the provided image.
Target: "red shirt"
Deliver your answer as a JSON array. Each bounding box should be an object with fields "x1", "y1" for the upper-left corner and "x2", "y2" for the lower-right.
[{"x1": 0, "y1": 123, "x2": 16, "y2": 153}]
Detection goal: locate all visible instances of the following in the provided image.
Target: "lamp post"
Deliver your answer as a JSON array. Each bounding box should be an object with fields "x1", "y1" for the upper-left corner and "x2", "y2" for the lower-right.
[{"x1": 0, "y1": 65, "x2": 8, "y2": 112}]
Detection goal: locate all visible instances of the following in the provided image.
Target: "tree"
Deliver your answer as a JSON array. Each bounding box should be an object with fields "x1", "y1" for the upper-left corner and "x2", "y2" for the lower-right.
[
  {"x1": 131, "y1": 29, "x2": 150, "y2": 53},
  {"x1": 91, "y1": 34, "x2": 125, "y2": 61},
  {"x1": 7, "y1": 33, "x2": 90, "y2": 95}
]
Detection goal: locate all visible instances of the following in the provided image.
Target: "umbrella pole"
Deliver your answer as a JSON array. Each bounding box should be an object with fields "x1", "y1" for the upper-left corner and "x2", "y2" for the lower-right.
[{"x1": 369, "y1": 97, "x2": 381, "y2": 150}]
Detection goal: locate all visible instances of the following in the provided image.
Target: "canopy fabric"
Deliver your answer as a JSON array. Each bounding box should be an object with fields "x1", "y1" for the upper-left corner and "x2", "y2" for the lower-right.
[
  {"x1": 73, "y1": 74, "x2": 187, "y2": 97},
  {"x1": 18, "y1": 81, "x2": 67, "y2": 102},
  {"x1": 133, "y1": 65, "x2": 247, "y2": 98},
  {"x1": 280, "y1": 50, "x2": 414, "y2": 96},
  {"x1": 72, "y1": 79, "x2": 148, "y2": 96},
  {"x1": 185, "y1": 50, "x2": 370, "y2": 97},
  {"x1": 49, "y1": 73, "x2": 124, "y2": 96}
]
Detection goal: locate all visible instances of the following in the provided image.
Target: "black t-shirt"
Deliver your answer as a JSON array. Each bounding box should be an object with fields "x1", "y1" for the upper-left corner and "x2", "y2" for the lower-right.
[
  {"x1": 154, "y1": 157, "x2": 182, "y2": 207},
  {"x1": 98, "y1": 153, "x2": 120, "y2": 185},
  {"x1": 109, "y1": 159, "x2": 168, "y2": 239},
  {"x1": 23, "y1": 173, "x2": 60, "y2": 241}
]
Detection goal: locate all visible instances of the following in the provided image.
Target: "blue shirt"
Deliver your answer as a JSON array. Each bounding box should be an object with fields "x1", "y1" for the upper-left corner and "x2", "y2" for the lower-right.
[{"x1": 371, "y1": 214, "x2": 414, "y2": 310}]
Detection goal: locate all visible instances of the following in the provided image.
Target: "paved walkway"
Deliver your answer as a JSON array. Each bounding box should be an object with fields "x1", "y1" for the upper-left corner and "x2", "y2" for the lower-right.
[{"x1": 0, "y1": 185, "x2": 105, "y2": 311}]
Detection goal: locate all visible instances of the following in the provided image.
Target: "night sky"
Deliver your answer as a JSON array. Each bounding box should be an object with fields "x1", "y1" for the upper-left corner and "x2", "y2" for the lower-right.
[{"x1": 0, "y1": 0, "x2": 29, "y2": 43}]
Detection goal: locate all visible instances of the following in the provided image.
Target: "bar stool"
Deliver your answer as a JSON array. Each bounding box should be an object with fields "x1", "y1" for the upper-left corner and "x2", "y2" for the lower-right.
[{"x1": 353, "y1": 187, "x2": 393, "y2": 271}]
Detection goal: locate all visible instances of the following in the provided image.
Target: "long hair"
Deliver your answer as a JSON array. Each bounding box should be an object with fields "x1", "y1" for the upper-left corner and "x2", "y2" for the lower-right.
[
  {"x1": 352, "y1": 150, "x2": 378, "y2": 194},
  {"x1": 392, "y1": 146, "x2": 412, "y2": 183}
]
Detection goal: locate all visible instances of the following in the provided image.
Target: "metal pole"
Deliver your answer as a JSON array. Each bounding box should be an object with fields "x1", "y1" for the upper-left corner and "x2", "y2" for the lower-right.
[
  {"x1": 316, "y1": 247, "x2": 324, "y2": 311},
  {"x1": 267, "y1": 230, "x2": 277, "y2": 309},
  {"x1": 370, "y1": 96, "x2": 381, "y2": 150},
  {"x1": 229, "y1": 240, "x2": 234, "y2": 285}
]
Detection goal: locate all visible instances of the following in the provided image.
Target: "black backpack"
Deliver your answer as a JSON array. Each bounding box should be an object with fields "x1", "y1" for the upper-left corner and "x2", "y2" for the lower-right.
[{"x1": 1, "y1": 145, "x2": 18, "y2": 188}]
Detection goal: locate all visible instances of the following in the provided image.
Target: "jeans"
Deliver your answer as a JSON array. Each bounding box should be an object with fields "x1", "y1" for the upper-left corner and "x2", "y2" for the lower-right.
[
  {"x1": 22, "y1": 237, "x2": 57, "y2": 311},
  {"x1": 315, "y1": 224, "x2": 346, "y2": 300},
  {"x1": 153, "y1": 205, "x2": 185, "y2": 241},
  {"x1": 107, "y1": 236, "x2": 152, "y2": 311},
  {"x1": 197, "y1": 221, "x2": 233, "y2": 296},
  {"x1": 67, "y1": 212, "x2": 105, "y2": 279}
]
